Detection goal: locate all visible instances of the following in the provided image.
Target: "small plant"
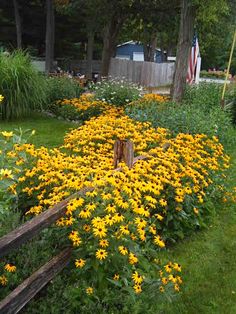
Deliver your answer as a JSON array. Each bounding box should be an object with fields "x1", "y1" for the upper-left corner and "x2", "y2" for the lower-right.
[
  {"x1": 0, "y1": 51, "x2": 47, "y2": 120},
  {"x1": 92, "y1": 78, "x2": 142, "y2": 106},
  {"x1": 45, "y1": 76, "x2": 84, "y2": 107}
]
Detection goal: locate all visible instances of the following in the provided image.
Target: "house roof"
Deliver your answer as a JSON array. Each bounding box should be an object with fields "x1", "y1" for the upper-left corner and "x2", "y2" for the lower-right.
[{"x1": 117, "y1": 40, "x2": 161, "y2": 51}]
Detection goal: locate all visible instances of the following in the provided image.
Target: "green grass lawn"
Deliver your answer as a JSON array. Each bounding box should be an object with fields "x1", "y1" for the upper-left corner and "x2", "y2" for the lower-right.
[
  {"x1": 0, "y1": 112, "x2": 78, "y2": 148},
  {"x1": 1, "y1": 114, "x2": 236, "y2": 313}
]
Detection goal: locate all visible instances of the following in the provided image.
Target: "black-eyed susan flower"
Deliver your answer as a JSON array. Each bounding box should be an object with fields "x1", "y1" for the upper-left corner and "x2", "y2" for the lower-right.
[
  {"x1": 0, "y1": 275, "x2": 8, "y2": 286},
  {"x1": 4, "y1": 263, "x2": 16, "y2": 273},
  {"x1": 132, "y1": 271, "x2": 144, "y2": 284},
  {"x1": 99, "y1": 239, "x2": 109, "y2": 248},
  {"x1": 95, "y1": 249, "x2": 108, "y2": 260},
  {"x1": 133, "y1": 284, "x2": 142, "y2": 294},
  {"x1": 129, "y1": 252, "x2": 138, "y2": 265},
  {"x1": 75, "y1": 259, "x2": 86, "y2": 268},
  {"x1": 86, "y1": 287, "x2": 93, "y2": 295},
  {"x1": 118, "y1": 246, "x2": 128, "y2": 255}
]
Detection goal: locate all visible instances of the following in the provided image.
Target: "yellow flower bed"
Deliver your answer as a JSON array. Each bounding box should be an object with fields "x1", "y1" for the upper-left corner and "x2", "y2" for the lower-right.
[
  {"x1": 9, "y1": 105, "x2": 229, "y2": 298},
  {"x1": 142, "y1": 93, "x2": 169, "y2": 102},
  {"x1": 55, "y1": 93, "x2": 112, "y2": 112}
]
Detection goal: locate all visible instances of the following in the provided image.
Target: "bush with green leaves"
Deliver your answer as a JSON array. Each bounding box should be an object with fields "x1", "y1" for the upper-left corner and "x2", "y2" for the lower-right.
[
  {"x1": 45, "y1": 76, "x2": 83, "y2": 107},
  {"x1": 92, "y1": 79, "x2": 142, "y2": 106},
  {"x1": 125, "y1": 99, "x2": 234, "y2": 147},
  {"x1": 183, "y1": 82, "x2": 222, "y2": 110},
  {"x1": 0, "y1": 51, "x2": 47, "y2": 120}
]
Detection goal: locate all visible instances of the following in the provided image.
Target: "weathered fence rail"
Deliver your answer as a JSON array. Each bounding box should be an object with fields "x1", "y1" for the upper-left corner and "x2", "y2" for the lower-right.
[{"x1": 0, "y1": 248, "x2": 71, "y2": 314}]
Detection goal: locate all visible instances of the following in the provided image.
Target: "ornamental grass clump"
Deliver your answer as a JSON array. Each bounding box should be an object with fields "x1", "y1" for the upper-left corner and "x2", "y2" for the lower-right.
[
  {"x1": 0, "y1": 51, "x2": 47, "y2": 120},
  {"x1": 3, "y1": 105, "x2": 229, "y2": 308}
]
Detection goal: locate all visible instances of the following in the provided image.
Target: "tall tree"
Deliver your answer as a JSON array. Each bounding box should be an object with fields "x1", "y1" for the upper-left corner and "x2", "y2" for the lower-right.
[
  {"x1": 171, "y1": 0, "x2": 195, "y2": 102},
  {"x1": 45, "y1": 0, "x2": 55, "y2": 73},
  {"x1": 171, "y1": 0, "x2": 229, "y2": 102},
  {"x1": 13, "y1": 0, "x2": 22, "y2": 48}
]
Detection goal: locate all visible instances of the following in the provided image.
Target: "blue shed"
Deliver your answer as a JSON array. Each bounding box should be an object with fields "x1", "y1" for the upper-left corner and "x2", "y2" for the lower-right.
[{"x1": 115, "y1": 41, "x2": 163, "y2": 63}]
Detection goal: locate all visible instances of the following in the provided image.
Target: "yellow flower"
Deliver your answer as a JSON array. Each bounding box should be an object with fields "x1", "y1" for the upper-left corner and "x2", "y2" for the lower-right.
[
  {"x1": 118, "y1": 246, "x2": 128, "y2": 255},
  {"x1": 0, "y1": 169, "x2": 13, "y2": 179},
  {"x1": 0, "y1": 94, "x2": 4, "y2": 102},
  {"x1": 0, "y1": 275, "x2": 8, "y2": 286},
  {"x1": 132, "y1": 271, "x2": 144, "y2": 284},
  {"x1": 95, "y1": 249, "x2": 108, "y2": 260},
  {"x1": 174, "y1": 284, "x2": 180, "y2": 292},
  {"x1": 154, "y1": 235, "x2": 165, "y2": 248},
  {"x1": 159, "y1": 286, "x2": 165, "y2": 293},
  {"x1": 93, "y1": 226, "x2": 107, "y2": 238},
  {"x1": 1, "y1": 131, "x2": 13, "y2": 138},
  {"x1": 4, "y1": 263, "x2": 16, "y2": 273},
  {"x1": 129, "y1": 252, "x2": 138, "y2": 265},
  {"x1": 133, "y1": 284, "x2": 142, "y2": 294},
  {"x1": 86, "y1": 287, "x2": 93, "y2": 295},
  {"x1": 173, "y1": 263, "x2": 181, "y2": 272},
  {"x1": 113, "y1": 274, "x2": 120, "y2": 280},
  {"x1": 75, "y1": 258, "x2": 86, "y2": 268},
  {"x1": 99, "y1": 239, "x2": 109, "y2": 248},
  {"x1": 193, "y1": 207, "x2": 199, "y2": 215},
  {"x1": 162, "y1": 277, "x2": 168, "y2": 285}
]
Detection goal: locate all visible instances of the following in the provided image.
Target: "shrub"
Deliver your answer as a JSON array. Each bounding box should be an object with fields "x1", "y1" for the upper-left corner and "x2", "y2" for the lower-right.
[
  {"x1": 92, "y1": 79, "x2": 142, "y2": 106},
  {"x1": 183, "y1": 82, "x2": 222, "y2": 110},
  {"x1": 126, "y1": 86, "x2": 235, "y2": 147},
  {"x1": 47, "y1": 95, "x2": 109, "y2": 121},
  {"x1": 45, "y1": 76, "x2": 83, "y2": 107},
  {"x1": 0, "y1": 51, "x2": 47, "y2": 120}
]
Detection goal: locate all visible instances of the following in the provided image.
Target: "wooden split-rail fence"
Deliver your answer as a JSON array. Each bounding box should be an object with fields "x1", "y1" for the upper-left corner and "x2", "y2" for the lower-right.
[{"x1": 0, "y1": 140, "x2": 151, "y2": 314}]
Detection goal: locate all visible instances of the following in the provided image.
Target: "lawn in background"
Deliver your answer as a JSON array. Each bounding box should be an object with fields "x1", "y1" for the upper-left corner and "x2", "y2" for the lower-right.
[{"x1": 0, "y1": 113, "x2": 78, "y2": 148}]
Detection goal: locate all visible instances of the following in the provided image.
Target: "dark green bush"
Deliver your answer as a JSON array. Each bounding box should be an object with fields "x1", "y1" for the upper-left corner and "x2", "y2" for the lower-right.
[
  {"x1": 0, "y1": 51, "x2": 47, "y2": 120},
  {"x1": 45, "y1": 76, "x2": 83, "y2": 107}
]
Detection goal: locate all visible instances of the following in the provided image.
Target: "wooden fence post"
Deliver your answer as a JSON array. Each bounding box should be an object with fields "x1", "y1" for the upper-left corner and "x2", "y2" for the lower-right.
[{"x1": 114, "y1": 139, "x2": 134, "y2": 169}]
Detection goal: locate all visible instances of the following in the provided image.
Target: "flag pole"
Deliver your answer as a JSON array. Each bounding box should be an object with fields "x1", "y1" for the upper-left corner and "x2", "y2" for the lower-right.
[{"x1": 221, "y1": 29, "x2": 236, "y2": 108}]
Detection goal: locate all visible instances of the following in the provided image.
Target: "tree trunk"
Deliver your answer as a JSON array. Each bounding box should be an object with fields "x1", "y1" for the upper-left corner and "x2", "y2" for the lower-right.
[
  {"x1": 45, "y1": 0, "x2": 55, "y2": 74},
  {"x1": 144, "y1": 33, "x2": 157, "y2": 62},
  {"x1": 86, "y1": 30, "x2": 94, "y2": 80},
  {"x1": 171, "y1": 0, "x2": 195, "y2": 102},
  {"x1": 13, "y1": 0, "x2": 22, "y2": 49},
  {"x1": 101, "y1": 15, "x2": 124, "y2": 78}
]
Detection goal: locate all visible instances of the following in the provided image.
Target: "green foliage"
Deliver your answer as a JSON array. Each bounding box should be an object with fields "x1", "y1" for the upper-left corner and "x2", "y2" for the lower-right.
[
  {"x1": 226, "y1": 84, "x2": 236, "y2": 124},
  {"x1": 45, "y1": 76, "x2": 84, "y2": 107},
  {"x1": 0, "y1": 51, "x2": 47, "y2": 120},
  {"x1": 183, "y1": 83, "x2": 222, "y2": 109},
  {"x1": 0, "y1": 129, "x2": 35, "y2": 215},
  {"x1": 200, "y1": 70, "x2": 227, "y2": 79},
  {"x1": 126, "y1": 83, "x2": 235, "y2": 147},
  {"x1": 92, "y1": 79, "x2": 142, "y2": 106},
  {"x1": 47, "y1": 102, "x2": 103, "y2": 122}
]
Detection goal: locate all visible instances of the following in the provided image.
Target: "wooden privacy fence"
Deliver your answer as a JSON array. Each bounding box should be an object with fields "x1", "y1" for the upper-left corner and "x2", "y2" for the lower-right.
[
  {"x1": 0, "y1": 140, "x2": 149, "y2": 314},
  {"x1": 109, "y1": 58, "x2": 175, "y2": 87}
]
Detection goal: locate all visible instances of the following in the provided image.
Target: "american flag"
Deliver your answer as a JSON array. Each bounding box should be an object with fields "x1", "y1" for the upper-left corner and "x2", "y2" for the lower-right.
[{"x1": 187, "y1": 34, "x2": 200, "y2": 84}]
